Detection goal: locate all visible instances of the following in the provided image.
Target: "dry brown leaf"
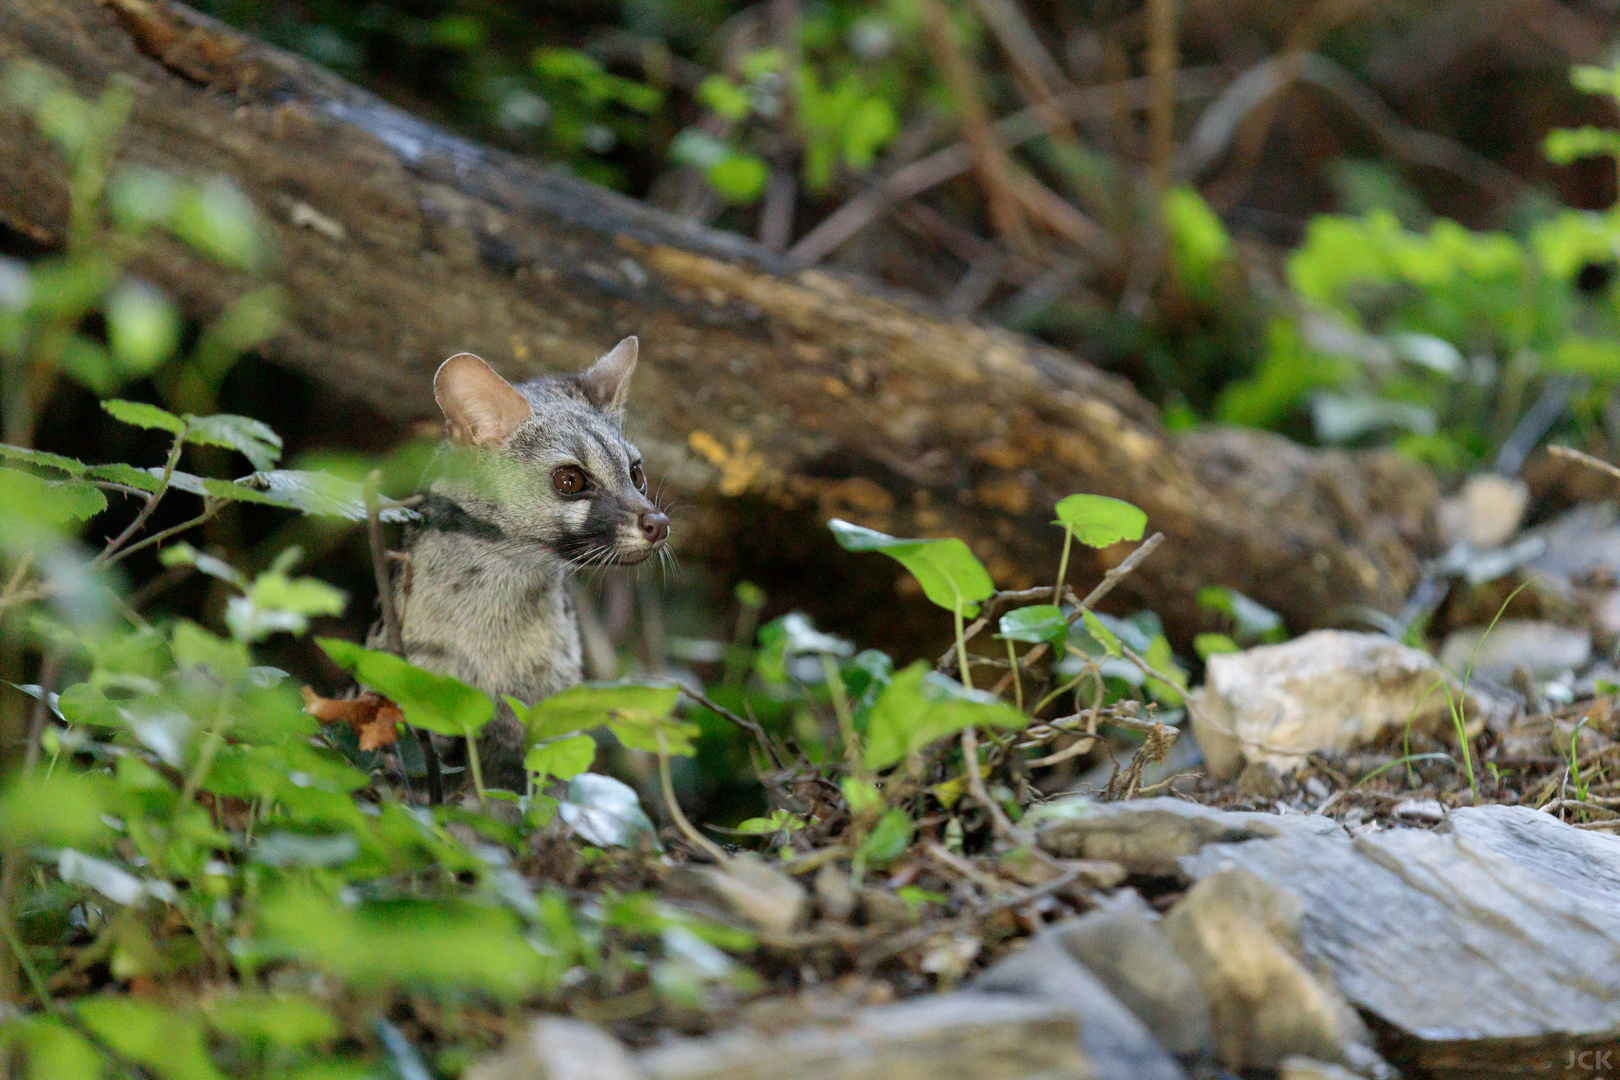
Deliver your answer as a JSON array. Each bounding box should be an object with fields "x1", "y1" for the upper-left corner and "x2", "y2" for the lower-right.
[{"x1": 301, "y1": 686, "x2": 401, "y2": 751}]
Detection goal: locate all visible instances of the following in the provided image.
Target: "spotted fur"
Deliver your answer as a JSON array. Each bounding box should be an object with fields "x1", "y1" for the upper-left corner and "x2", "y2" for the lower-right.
[{"x1": 381, "y1": 337, "x2": 666, "y2": 790}]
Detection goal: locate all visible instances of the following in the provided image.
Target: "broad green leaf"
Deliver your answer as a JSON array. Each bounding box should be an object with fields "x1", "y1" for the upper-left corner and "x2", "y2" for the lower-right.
[
  {"x1": 1053, "y1": 494, "x2": 1147, "y2": 549},
  {"x1": 707, "y1": 152, "x2": 768, "y2": 203},
  {"x1": 828, "y1": 520, "x2": 994, "y2": 617},
  {"x1": 514, "y1": 683, "x2": 693, "y2": 754},
  {"x1": 1142, "y1": 635, "x2": 1187, "y2": 705},
  {"x1": 184, "y1": 414, "x2": 283, "y2": 471},
  {"x1": 0, "y1": 769, "x2": 111, "y2": 847},
  {"x1": 0, "y1": 444, "x2": 86, "y2": 476},
  {"x1": 524, "y1": 734, "x2": 596, "y2": 781},
  {"x1": 169, "y1": 177, "x2": 262, "y2": 270},
  {"x1": 106, "y1": 279, "x2": 179, "y2": 375},
  {"x1": 14, "y1": 1016, "x2": 104, "y2": 1080},
  {"x1": 57, "y1": 334, "x2": 117, "y2": 396},
  {"x1": 159, "y1": 542, "x2": 247, "y2": 589},
  {"x1": 858, "y1": 808, "x2": 912, "y2": 866},
  {"x1": 318, "y1": 638, "x2": 492, "y2": 737},
  {"x1": 841, "y1": 776, "x2": 884, "y2": 815},
  {"x1": 0, "y1": 468, "x2": 105, "y2": 526},
  {"x1": 240, "y1": 469, "x2": 415, "y2": 521},
  {"x1": 996, "y1": 604, "x2": 1067, "y2": 645},
  {"x1": 226, "y1": 571, "x2": 346, "y2": 642},
  {"x1": 102, "y1": 398, "x2": 183, "y2": 434},
  {"x1": 1194, "y1": 632, "x2": 1240, "y2": 659},
  {"x1": 1197, "y1": 586, "x2": 1284, "y2": 643},
  {"x1": 863, "y1": 662, "x2": 1027, "y2": 772},
  {"x1": 203, "y1": 993, "x2": 339, "y2": 1050},
  {"x1": 256, "y1": 887, "x2": 547, "y2": 995},
  {"x1": 77, "y1": 998, "x2": 223, "y2": 1080},
  {"x1": 1080, "y1": 608, "x2": 1123, "y2": 658}
]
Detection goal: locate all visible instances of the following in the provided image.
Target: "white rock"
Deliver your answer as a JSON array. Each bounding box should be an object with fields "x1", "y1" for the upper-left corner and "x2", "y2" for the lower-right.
[
  {"x1": 1437, "y1": 474, "x2": 1529, "y2": 549},
  {"x1": 1190, "y1": 630, "x2": 1502, "y2": 780}
]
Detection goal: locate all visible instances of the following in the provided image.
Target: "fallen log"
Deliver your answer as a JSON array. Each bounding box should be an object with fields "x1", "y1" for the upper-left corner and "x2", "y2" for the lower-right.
[{"x1": 0, "y1": 0, "x2": 1438, "y2": 646}]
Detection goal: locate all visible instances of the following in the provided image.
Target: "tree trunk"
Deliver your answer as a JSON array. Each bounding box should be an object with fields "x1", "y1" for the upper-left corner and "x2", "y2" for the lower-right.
[{"x1": 0, "y1": 0, "x2": 1438, "y2": 647}]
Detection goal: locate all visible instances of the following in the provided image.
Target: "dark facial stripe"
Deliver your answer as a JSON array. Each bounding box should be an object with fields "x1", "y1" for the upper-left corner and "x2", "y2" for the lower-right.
[{"x1": 417, "y1": 494, "x2": 506, "y2": 543}]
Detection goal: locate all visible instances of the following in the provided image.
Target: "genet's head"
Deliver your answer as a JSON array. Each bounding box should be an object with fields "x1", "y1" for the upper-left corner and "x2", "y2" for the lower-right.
[{"x1": 430, "y1": 336, "x2": 668, "y2": 567}]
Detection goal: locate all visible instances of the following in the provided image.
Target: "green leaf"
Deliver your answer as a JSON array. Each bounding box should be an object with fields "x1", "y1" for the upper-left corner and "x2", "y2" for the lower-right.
[
  {"x1": 184, "y1": 414, "x2": 283, "y2": 471},
  {"x1": 828, "y1": 520, "x2": 994, "y2": 617},
  {"x1": 106, "y1": 279, "x2": 180, "y2": 375},
  {"x1": 102, "y1": 398, "x2": 183, "y2": 433},
  {"x1": 317, "y1": 638, "x2": 492, "y2": 738},
  {"x1": 169, "y1": 177, "x2": 262, "y2": 270},
  {"x1": 256, "y1": 887, "x2": 547, "y2": 995},
  {"x1": 841, "y1": 776, "x2": 884, "y2": 815},
  {"x1": 858, "y1": 808, "x2": 913, "y2": 866},
  {"x1": 996, "y1": 604, "x2": 1067, "y2": 645},
  {"x1": 58, "y1": 334, "x2": 117, "y2": 395},
  {"x1": 0, "y1": 444, "x2": 87, "y2": 477},
  {"x1": 204, "y1": 993, "x2": 339, "y2": 1050},
  {"x1": 1142, "y1": 635, "x2": 1187, "y2": 705},
  {"x1": 1194, "y1": 632, "x2": 1240, "y2": 659},
  {"x1": 13, "y1": 1016, "x2": 105, "y2": 1080},
  {"x1": 863, "y1": 662, "x2": 1027, "y2": 772},
  {"x1": 77, "y1": 998, "x2": 223, "y2": 1080},
  {"x1": 696, "y1": 75, "x2": 752, "y2": 121},
  {"x1": 0, "y1": 468, "x2": 106, "y2": 527},
  {"x1": 707, "y1": 152, "x2": 768, "y2": 203},
  {"x1": 524, "y1": 734, "x2": 596, "y2": 781},
  {"x1": 239, "y1": 470, "x2": 414, "y2": 521},
  {"x1": 1080, "y1": 609, "x2": 1122, "y2": 658},
  {"x1": 514, "y1": 683, "x2": 693, "y2": 754},
  {"x1": 0, "y1": 769, "x2": 111, "y2": 847},
  {"x1": 226, "y1": 571, "x2": 346, "y2": 642},
  {"x1": 1053, "y1": 494, "x2": 1147, "y2": 549}
]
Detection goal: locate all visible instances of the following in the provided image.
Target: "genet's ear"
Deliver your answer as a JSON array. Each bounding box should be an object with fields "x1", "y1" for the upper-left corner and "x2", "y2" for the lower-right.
[
  {"x1": 578, "y1": 336, "x2": 638, "y2": 417},
  {"x1": 433, "y1": 353, "x2": 533, "y2": 447}
]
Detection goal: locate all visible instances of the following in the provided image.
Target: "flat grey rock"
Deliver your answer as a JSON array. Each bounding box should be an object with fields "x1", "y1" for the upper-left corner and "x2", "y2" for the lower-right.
[
  {"x1": 974, "y1": 927, "x2": 1186, "y2": 1080},
  {"x1": 636, "y1": 993, "x2": 1090, "y2": 1080},
  {"x1": 1049, "y1": 891, "x2": 1212, "y2": 1058},
  {"x1": 1179, "y1": 805, "x2": 1620, "y2": 1076},
  {"x1": 1036, "y1": 796, "x2": 1343, "y2": 876}
]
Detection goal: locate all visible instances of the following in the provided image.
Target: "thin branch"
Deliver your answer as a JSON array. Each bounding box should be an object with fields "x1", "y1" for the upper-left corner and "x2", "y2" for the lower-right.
[
  {"x1": 104, "y1": 501, "x2": 224, "y2": 567},
  {"x1": 918, "y1": 0, "x2": 1031, "y2": 255},
  {"x1": 1145, "y1": 0, "x2": 1180, "y2": 191},
  {"x1": 680, "y1": 685, "x2": 784, "y2": 770},
  {"x1": 657, "y1": 730, "x2": 728, "y2": 863},
  {"x1": 91, "y1": 433, "x2": 183, "y2": 567},
  {"x1": 1549, "y1": 444, "x2": 1620, "y2": 483}
]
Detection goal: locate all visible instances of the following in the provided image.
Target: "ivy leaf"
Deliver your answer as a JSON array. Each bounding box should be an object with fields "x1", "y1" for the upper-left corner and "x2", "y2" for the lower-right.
[
  {"x1": 863, "y1": 662, "x2": 1027, "y2": 772},
  {"x1": 317, "y1": 638, "x2": 492, "y2": 738},
  {"x1": 1053, "y1": 494, "x2": 1147, "y2": 549},
  {"x1": 512, "y1": 683, "x2": 694, "y2": 755},
  {"x1": 524, "y1": 734, "x2": 596, "y2": 782},
  {"x1": 828, "y1": 520, "x2": 994, "y2": 617},
  {"x1": 996, "y1": 604, "x2": 1067, "y2": 645}
]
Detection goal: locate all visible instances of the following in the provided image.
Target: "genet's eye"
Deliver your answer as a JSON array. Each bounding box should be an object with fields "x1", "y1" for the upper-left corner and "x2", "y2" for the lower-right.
[
  {"x1": 630, "y1": 462, "x2": 646, "y2": 492},
  {"x1": 552, "y1": 465, "x2": 587, "y2": 496}
]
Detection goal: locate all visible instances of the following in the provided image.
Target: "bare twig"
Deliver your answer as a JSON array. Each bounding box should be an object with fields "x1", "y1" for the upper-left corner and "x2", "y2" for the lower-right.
[
  {"x1": 91, "y1": 433, "x2": 183, "y2": 567},
  {"x1": 680, "y1": 685, "x2": 784, "y2": 770},
  {"x1": 1549, "y1": 444, "x2": 1620, "y2": 483},
  {"x1": 918, "y1": 0, "x2": 1030, "y2": 255},
  {"x1": 657, "y1": 730, "x2": 728, "y2": 863},
  {"x1": 1145, "y1": 0, "x2": 1180, "y2": 191},
  {"x1": 937, "y1": 585, "x2": 1083, "y2": 676}
]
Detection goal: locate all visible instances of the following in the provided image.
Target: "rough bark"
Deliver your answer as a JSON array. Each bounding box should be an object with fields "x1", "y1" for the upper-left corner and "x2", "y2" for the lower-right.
[{"x1": 0, "y1": 0, "x2": 1438, "y2": 645}]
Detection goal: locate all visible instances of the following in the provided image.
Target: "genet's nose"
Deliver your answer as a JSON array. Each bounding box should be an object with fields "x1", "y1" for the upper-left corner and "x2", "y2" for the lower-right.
[{"x1": 638, "y1": 510, "x2": 669, "y2": 545}]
